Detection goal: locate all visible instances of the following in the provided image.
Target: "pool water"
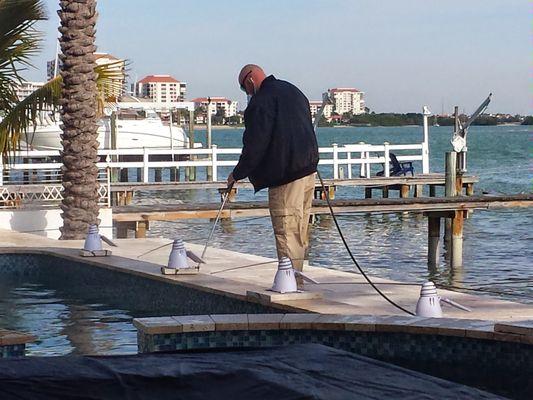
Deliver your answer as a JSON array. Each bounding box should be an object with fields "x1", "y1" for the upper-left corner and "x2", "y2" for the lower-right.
[
  {"x1": 0, "y1": 253, "x2": 278, "y2": 356},
  {"x1": 0, "y1": 280, "x2": 138, "y2": 356}
]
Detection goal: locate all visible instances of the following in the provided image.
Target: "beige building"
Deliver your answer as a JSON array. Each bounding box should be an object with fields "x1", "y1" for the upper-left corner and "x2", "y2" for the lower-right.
[
  {"x1": 309, "y1": 101, "x2": 333, "y2": 121},
  {"x1": 329, "y1": 88, "x2": 366, "y2": 115},
  {"x1": 136, "y1": 75, "x2": 187, "y2": 103},
  {"x1": 192, "y1": 97, "x2": 238, "y2": 118},
  {"x1": 14, "y1": 81, "x2": 45, "y2": 101}
]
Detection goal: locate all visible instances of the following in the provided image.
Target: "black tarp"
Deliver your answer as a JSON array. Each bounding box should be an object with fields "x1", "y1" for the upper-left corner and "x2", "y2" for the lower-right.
[{"x1": 0, "y1": 344, "x2": 504, "y2": 400}]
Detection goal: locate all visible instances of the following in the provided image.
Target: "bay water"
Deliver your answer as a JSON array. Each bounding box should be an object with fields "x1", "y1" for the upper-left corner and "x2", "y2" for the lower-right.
[{"x1": 141, "y1": 125, "x2": 532, "y2": 303}]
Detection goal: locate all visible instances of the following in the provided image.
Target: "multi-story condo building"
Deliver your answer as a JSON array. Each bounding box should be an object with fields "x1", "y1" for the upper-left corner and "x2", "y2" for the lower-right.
[
  {"x1": 14, "y1": 81, "x2": 45, "y2": 101},
  {"x1": 309, "y1": 101, "x2": 333, "y2": 121},
  {"x1": 329, "y1": 88, "x2": 366, "y2": 115},
  {"x1": 136, "y1": 75, "x2": 187, "y2": 103},
  {"x1": 192, "y1": 97, "x2": 238, "y2": 118}
]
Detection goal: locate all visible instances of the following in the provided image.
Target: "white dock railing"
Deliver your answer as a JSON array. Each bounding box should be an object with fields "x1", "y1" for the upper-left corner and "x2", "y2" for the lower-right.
[
  {"x1": 0, "y1": 141, "x2": 428, "y2": 207},
  {"x1": 0, "y1": 141, "x2": 428, "y2": 185}
]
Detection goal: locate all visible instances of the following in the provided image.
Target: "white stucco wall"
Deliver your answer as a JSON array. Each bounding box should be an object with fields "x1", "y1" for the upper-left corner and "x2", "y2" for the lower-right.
[{"x1": 0, "y1": 208, "x2": 113, "y2": 239}]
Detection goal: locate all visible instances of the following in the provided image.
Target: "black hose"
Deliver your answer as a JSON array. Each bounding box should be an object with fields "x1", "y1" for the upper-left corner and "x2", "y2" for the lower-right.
[{"x1": 316, "y1": 170, "x2": 415, "y2": 316}]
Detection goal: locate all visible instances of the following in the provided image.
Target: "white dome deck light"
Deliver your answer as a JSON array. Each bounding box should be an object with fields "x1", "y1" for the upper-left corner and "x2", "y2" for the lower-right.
[
  {"x1": 416, "y1": 281, "x2": 472, "y2": 317},
  {"x1": 271, "y1": 257, "x2": 318, "y2": 294},
  {"x1": 80, "y1": 224, "x2": 116, "y2": 257},
  {"x1": 161, "y1": 238, "x2": 204, "y2": 275}
]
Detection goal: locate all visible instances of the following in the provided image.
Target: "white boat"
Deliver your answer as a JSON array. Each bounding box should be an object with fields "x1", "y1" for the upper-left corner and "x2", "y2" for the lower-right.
[{"x1": 25, "y1": 108, "x2": 190, "y2": 151}]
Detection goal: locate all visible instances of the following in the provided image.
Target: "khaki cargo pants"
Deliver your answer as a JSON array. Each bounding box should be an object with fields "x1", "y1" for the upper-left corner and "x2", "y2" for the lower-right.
[{"x1": 268, "y1": 173, "x2": 315, "y2": 278}]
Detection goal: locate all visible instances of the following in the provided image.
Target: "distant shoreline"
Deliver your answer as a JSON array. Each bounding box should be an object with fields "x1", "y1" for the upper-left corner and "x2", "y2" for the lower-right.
[{"x1": 193, "y1": 122, "x2": 527, "y2": 130}]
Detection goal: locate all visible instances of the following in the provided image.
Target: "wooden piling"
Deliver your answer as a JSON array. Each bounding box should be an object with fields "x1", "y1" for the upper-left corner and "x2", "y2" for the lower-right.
[
  {"x1": 451, "y1": 210, "x2": 464, "y2": 268},
  {"x1": 445, "y1": 152, "x2": 457, "y2": 197},
  {"x1": 135, "y1": 221, "x2": 148, "y2": 238},
  {"x1": 455, "y1": 174, "x2": 463, "y2": 196},
  {"x1": 427, "y1": 215, "x2": 441, "y2": 269},
  {"x1": 414, "y1": 184, "x2": 423, "y2": 198},
  {"x1": 429, "y1": 185, "x2": 436, "y2": 197},
  {"x1": 382, "y1": 186, "x2": 389, "y2": 198},
  {"x1": 444, "y1": 152, "x2": 457, "y2": 245},
  {"x1": 400, "y1": 185, "x2": 410, "y2": 198},
  {"x1": 365, "y1": 188, "x2": 372, "y2": 199}
]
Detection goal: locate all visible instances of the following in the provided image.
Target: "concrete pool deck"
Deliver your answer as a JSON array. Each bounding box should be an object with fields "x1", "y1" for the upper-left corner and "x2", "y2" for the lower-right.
[{"x1": 1, "y1": 229, "x2": 532, "y2": 322}]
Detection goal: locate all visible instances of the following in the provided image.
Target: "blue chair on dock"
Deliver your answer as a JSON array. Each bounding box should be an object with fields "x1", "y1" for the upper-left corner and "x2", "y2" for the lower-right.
[{"x1": 377, "y1": 153, "x2": 415, "y2": 177}]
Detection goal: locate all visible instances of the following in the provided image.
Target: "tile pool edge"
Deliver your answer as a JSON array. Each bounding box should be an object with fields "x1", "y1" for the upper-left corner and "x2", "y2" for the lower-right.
[
  {"x1": 0, "y1": 247, "x2": 311, "y2": 314},
  {"x1": 133, "y1": 313, "x2": 533, "y2": 348}
]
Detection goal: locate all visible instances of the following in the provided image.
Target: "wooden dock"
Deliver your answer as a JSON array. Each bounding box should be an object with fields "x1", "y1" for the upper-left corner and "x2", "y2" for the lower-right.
[
  {"x1": 113, "y1": 193, "x2": 533, "y2": 269},
  {"x1": 113, "y1": 193, "x2": 531, "y2": 229},
  {"x1": 108, "y1": 173, "x2": 478, "y2": 192},
  {"x1": 107, "y1": 173, "x2": 479, "y2": 204}
]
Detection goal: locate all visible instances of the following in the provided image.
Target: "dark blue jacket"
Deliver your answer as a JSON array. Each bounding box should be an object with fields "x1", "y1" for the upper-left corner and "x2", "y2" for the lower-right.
[{"x1": 232, "y1": 75, "x2": 319, "y2": 192}]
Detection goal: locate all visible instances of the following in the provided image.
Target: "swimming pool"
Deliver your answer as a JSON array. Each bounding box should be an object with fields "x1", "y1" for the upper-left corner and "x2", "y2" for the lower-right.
[{"x1": 0, "y1": 252, "x2": 279, "y2": 356}]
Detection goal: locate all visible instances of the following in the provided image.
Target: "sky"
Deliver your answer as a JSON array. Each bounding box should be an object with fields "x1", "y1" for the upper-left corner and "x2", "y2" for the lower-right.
[{"x1": 24, "y1": 0, "x2": 531, "y2": 115}]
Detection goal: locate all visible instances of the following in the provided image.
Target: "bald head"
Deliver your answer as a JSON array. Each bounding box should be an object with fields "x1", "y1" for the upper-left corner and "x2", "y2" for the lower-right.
[{"x1": 238, "y1": 64, "x2": 266, "y2": 95}]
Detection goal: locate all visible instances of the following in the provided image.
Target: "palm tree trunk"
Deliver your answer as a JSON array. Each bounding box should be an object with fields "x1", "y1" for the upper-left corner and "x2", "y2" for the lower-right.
[{"x1": 58, "y1": 0, "x2": 100, "y2": 239}]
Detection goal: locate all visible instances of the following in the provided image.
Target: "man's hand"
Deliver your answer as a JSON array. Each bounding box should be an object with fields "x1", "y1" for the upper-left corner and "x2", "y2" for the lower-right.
[{"x1": 227, "y1": 172, "x2": 236, "y2": 187}]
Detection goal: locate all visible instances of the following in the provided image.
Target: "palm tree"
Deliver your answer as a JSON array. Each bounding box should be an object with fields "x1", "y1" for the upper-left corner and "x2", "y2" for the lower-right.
[
  {"x1": 0, "y1": 0, "x2": 123, "y2": 239},
  {"x1": 56, "y1": 0, "x2": 101, "y2": 239}
]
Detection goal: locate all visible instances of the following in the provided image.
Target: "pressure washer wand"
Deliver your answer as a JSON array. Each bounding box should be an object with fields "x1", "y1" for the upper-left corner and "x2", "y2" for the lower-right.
[{"x1": 198, "y1": 181, "x2": 235, "y2": 267}]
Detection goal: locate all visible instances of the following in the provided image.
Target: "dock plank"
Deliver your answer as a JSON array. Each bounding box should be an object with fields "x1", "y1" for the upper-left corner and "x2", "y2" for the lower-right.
[{"x1": 113, "y1": 194, "x2": 533, "y2": 222}]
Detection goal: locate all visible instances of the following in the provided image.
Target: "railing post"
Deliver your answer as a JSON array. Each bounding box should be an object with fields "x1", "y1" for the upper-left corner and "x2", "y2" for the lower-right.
[
  {"x1": 211, "y1": 145, "x2": 218, "y2": 182},
  {"x1": 346, "y1": 148, "x2": 352, "y2": 179},
  {"x1": 206, "y1": 101, "x2": 213, "y2": 181},
  {"x1": 358, "y1": 141, "x2": 365, "y2": 178},
  {"x1": 365, "y1": 150, "x2": 371, "y2": 178},
  {"x1": 383, "y1": 142, "x2": 390, "y2": 177},
  {"x1": 422, "y1": 106, "x2": 431, "y2": 174},
  {"x1": 143, "y1": 147, "x2": 149, "y2": 183},
  {"x1": 332, "y1": 143, "x2": 339, "y2": 179}
]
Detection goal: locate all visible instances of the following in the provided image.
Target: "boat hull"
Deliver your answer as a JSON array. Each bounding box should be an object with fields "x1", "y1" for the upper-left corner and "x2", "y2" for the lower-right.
[{"x1": 26, "y1": 120, "x2": 189, "y2": 151}]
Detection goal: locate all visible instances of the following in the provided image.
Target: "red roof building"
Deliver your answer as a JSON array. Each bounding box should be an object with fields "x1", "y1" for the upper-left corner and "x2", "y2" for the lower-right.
[{"x1": 136, "y1": 75, "x2": 186, "y2": 102}]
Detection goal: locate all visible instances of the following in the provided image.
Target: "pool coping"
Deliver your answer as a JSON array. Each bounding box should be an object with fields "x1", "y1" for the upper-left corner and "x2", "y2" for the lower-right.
[
  {"x1": 0, "y1": 247, "x2": 315, "y2": 313},
  {"x1": 2, "y1": 232, "x2": 533, "y2": 322},
  {"x1": 133, "y1": 313, "x2": 533, "y2": 346}
]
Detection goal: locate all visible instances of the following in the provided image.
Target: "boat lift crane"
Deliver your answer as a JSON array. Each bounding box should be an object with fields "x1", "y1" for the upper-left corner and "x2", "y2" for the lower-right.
[{"x1": 451, "y1": 93, "x2": 492, "y2": 173}]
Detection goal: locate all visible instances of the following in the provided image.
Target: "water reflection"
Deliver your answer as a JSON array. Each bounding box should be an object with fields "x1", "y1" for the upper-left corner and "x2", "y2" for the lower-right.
[{"x1": 0, "y1": 281, "x2": 138, "y2": 356}]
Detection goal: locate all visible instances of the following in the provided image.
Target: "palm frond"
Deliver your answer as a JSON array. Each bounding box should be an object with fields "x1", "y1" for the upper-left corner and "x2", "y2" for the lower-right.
[
  {"x1": 0, "y1": 0, "x2": 47, "y2": 108},
  {"x1": 0, "y1": 76, "x2": 60, "y2": 157},
  {"x1": 94, "y1": 59, "x2": 127, "y2": 113}
]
